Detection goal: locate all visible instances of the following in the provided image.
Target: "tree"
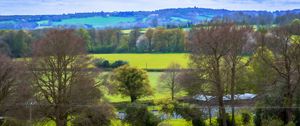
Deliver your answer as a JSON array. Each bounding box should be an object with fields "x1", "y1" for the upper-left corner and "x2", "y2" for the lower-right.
[
  {"x1": 124, "y1": 103, "x2": 160, "y2": 126},
  {"x1": 29, "y1": 30, "x2": 103, "y2": 126},
  {"x1": 223, "y1": 25, "x2": 253, "y2": 125},
  {"x1": 78, "y1": 29, "x2": 92, "y2": 52},
  {"x1": 178, "y1": 69, "x2": 214, "y2": 125},
  {"x1": 159, "y1": 63, "x2": 182, "y2": 100},
  {"x1": 136, "y1": 35, "x2": 149, "y2": 52},
  {"x1": 0, "y1": 54, "x2": 17, "y2": 111},
  {"x1": 128, "y1": 28, "x2": 141, "y2": 52},
  {"x1": 110, "y1": 65, "x2": 152, "y2": 102},
  {"x1": 188, "y1": 22, "x2": 234, "y2": 126},
  {"x1": 145, "y1": 28, "x2": 154, "y2": 52},
  {"x1": 0, "y1": 54, "x2": 32, "y2": 125},
  {"x1": 257, "y1": 25, "x2": 300, "y2": 124}
]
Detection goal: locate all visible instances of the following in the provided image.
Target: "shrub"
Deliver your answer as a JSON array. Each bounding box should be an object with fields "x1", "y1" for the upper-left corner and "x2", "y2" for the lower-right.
[
  {"x1": 94, "y1": 58, "x2": 110, "y2": 68},
  {"x1": 94, "y1": 59, "x2": 128, "y2": 68},
  {"x1": 174, "y1": 104, "x2": 205, "y2": 126},
  {"x1": 261, "y1": 118, "x2": 284, "y2": 126},
  {"x1": 124, "y1": 103, "x2": 161, "y2": 126},
  {"x1": 72, "y1": 103, "x2": 116, "y2": 126},
  {"x1": 242, "y1": 112, "x2": 251, "y2": 124},
  {"x1": 111, "y1": 60, "x2": 128, "y2": 68},
  {"x1": 217, "y1": 113, "x2": 232, "y2": 126}
]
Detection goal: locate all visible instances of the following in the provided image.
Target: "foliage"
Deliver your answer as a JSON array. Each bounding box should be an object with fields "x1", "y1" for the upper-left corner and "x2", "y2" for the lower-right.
[
  {"x1": 94, "y1": 58, "x2": 128, "y2": 68},
  {"x1": 110, "y1": 65, "x2": 152, "y2": 102},
  {"x1": 241, "y1": 112, "x2": 251, "y2": 125},
  {"x1": 72, "y1": 103, "x2": 116, "y2": 126},
  {"x1": 261, "y1": 118, "x2": 284, "y2": 126},
  {"x1": 124, "y1": 103, "x2": 161, "y2": 126}
]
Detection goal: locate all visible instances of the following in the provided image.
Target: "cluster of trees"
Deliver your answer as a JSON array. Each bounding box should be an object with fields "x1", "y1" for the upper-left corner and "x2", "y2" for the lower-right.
[
  {"x1": 154, "y1": 20, "x2": 300, "y2": 126},
  {"x1": 94, "y1": 58, "x2": 128, "y2": 69},
  {"x1": 79, "y1": 28, "x2": 186, "y2": 53},
  {"x1": 0, "y1": 27, "x2": 186, "y2": 57},
  {"x1": 0, "y1": 30, "x2": 115, "y2": 126}
]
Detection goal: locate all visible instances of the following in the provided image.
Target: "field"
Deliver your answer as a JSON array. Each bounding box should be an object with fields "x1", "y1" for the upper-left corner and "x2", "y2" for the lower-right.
[
  {"x1": 91, "y1": 53, "x2": 189, "y2": 69},
  {"x1": 105, "y1": 72, "x2": 187, "y2": 103}
]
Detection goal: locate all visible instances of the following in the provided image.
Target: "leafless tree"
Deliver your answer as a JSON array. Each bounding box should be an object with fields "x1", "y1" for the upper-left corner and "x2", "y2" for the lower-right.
[
  {"x1": 29, "y1": 29, "x2": 104, "y2": 126},
  {"x1": 188, "y1": 22, "x2": 238, "y2": 126},
  {"x1": 178, "y1": 69, "x2": 214, "y2": 125},
  {"x1": 223, "y1": 25, "x2": 253, "y2": 125},
  {"x1": 257, "y1": 26, "x2": 300, "y2": 124},
  {"x1": 159, "y1": 63, "x2": 182, "y2": 100}
]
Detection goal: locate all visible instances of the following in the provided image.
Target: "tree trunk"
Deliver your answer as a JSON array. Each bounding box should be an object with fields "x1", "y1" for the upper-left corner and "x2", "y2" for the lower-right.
[
  {"x1": 216, "y1": 62, "x2": 227, "y2": 126},
  {"x1": 230, "y1": 64, "x2": 236, "y2": 126},
  {"x1": 130, "y1": 95, "x2": 137, "y2": 103},
  {"x1": 55, "y1": 116, "x2": 68, "y2": 126},
  {"x1": 208, "y1": 106, "x2": 212, "y2": 126}
]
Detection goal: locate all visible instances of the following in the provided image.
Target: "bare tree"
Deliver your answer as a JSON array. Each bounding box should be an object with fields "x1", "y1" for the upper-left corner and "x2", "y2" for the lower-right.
[
  {"x1": 29, "y1": 30, "x2": 103, "y2": 126},
  {"x1": 223, "y1": 25, "x2": 253, "y2": 125},
  {"x1": 178, "y1": 69, "x2": 214, "y2": 125},
  {"x1": 0, "y1": 54, "x2": 16, "y2": 104},
  {"x1": 188, "y1": 22, "x2": 235, "y2": 126},
  {"x1": 258, "y1": 26, "x2": 300, "y2": 124},
  {"x1": 159, "y1": 63, "x2": 182, "y2": 100}
]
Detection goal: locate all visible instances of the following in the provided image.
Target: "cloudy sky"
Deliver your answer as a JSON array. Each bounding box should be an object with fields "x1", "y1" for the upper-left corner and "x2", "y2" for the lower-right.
[{"x1": 0, "y1": 0, "x2": 300, "y2": 15}]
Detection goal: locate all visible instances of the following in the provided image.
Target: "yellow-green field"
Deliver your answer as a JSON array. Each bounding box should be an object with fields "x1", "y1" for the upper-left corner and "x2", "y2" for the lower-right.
[
  {"x1": 105, "y1": 72, "x2": 186, "y2": 103},
  {"x1": 91, "y1": 53, "x2": 189, "y2": 69}
]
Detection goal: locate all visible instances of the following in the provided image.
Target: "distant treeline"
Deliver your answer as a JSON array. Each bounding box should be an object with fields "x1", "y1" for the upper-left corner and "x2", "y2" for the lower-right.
[
  {"x1": 1, "y1": 8, "x2": 300, "y2": 29},
  {"x1": 0, "y1": 27, "x2": 186, "y2": 57}
]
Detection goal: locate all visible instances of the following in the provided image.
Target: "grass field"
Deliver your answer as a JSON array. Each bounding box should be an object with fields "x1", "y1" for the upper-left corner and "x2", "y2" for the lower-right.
[
  {"x1": 105, "y1": 72, "x2": 177, "y2": 102},
  {"x1": 91, "y1": 53, "x2": 189, "y2": 69}
]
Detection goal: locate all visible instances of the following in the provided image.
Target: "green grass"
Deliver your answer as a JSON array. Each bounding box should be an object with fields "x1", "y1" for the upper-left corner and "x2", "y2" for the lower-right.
[
  {"x1": 91, "y1": 53, "x2": 189, "y2": 69},
  {"x1": 159, "y1": 119, "x2": 192, "y2": 126}
]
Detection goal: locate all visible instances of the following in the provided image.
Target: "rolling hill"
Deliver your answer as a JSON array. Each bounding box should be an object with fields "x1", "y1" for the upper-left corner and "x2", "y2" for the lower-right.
[{"x1": 0, "y1": 7, "x2": 300, "y2": 29}]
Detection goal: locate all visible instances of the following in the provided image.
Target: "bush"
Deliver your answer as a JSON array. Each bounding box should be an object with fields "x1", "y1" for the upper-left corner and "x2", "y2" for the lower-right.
[
  {"x1": 124, "y1": 103, "x2": 161, "y2": 126},
  {"x1": 217, "y1": 113, "x2": 232, "y2": 126},
  {"x1": 242, "y1": 112, "x2": 251, "y2": 124},
  {"x1": 111, "y1": 60, "x2": 128, "y2": 68},
  {"x1": 94, "y1": 58, "x2": 110, "y2": 68},
  {"x1": 72, "y1": 103, "x2": 116, "y2": 126},
  {"x1": 174, "y1": 104, "x2": 205, "y2": 126},
  {"x1": 94, "y1": 59, "x2": 128, "y2": 68},
  {"x1": 261, "y1": 118, "x2": 284, "y2": 126}
]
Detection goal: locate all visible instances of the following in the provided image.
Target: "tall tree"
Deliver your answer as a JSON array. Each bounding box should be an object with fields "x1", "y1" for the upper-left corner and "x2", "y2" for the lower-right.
[
  {"x1": 257, "y1": 25, "x2": 300, "y2": 124},
  {"x1": 30, "y1": 30, "x2": 103, "y2": 126},
  {"x1": 159, "y1": 63, "x2": 182, "y2": 100},
  {"x1": 223, "y1": 25, "x2": 253, "y2": 125},
  {"x1": 110, "y1": 65, "x2": 152, "y2": 102},
  {"x1": 128, "y1": 28, "x2": 141, "y2": 52},
  {"x1": 188, "y1": 22, "x2": 233, "y2": 126}
]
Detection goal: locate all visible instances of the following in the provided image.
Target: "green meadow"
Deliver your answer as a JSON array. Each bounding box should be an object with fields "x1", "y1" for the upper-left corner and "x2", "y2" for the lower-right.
[
  {"x1": 104, "y1": 72, "x2": 186, "y2": 103},
  {"x1": 91, "y1": 53, "x2": 189, "y2": 69}
]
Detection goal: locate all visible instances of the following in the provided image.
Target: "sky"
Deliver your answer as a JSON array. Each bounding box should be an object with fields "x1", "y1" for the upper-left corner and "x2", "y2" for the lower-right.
[{"x1": 0, "y1": 0, "x2": 300, "y2": 15}]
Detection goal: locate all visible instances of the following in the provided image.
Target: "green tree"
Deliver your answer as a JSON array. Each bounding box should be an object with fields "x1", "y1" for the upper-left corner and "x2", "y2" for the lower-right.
[
  {"x1": 128, "y1": 28, "x2": 141, "y2": 52},
  {"x1": 78, "y1": 29, "x2": 93, "y2": 52},
  {"x1": 110, "y1": 65, "x2": 152, "y2": 102}
]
